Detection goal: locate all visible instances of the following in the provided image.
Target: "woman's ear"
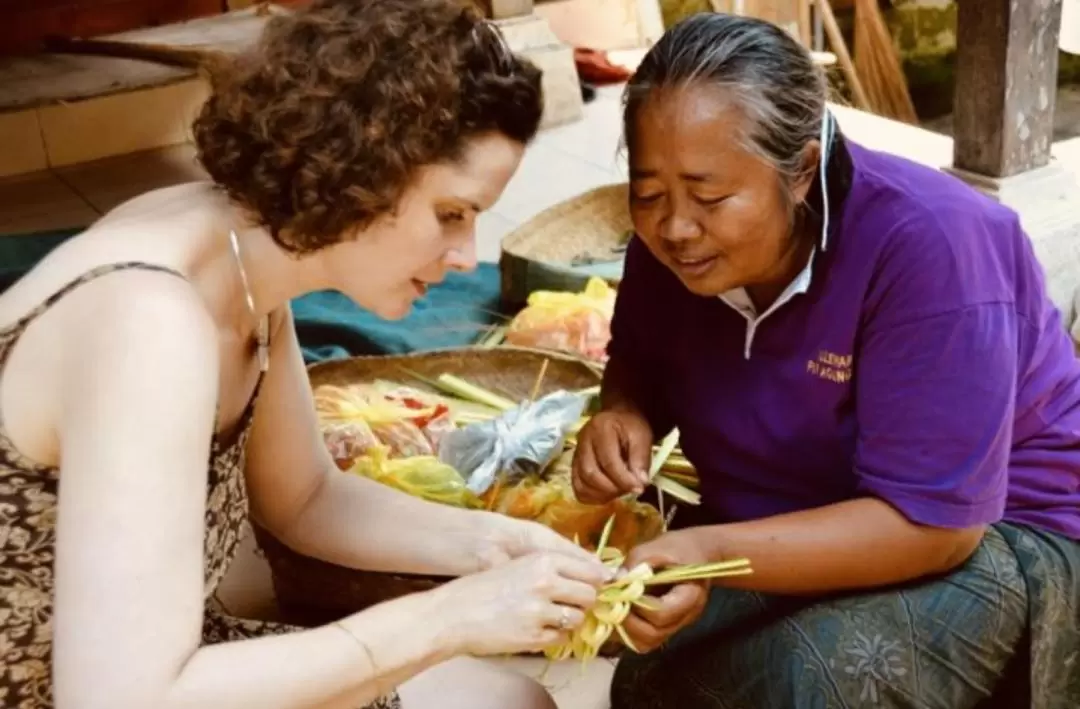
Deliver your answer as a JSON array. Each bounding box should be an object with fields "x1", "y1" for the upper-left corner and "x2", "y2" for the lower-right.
[{"x1": 789, "y1": 140, "x2": 821, "y2": 204}]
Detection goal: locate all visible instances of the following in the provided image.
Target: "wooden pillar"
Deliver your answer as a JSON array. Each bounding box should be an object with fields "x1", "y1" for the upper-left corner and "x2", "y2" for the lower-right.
[{"x1": 952, "y1": 0, "x2": 1063, "y2": 178}]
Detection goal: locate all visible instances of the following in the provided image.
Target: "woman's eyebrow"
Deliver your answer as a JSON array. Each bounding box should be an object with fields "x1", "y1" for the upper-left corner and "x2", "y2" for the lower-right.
[
  {"x1": 442, "y1": 198, "x2": 483, "y2": 212},
  {"x1": 629, "y1": 168, "x2": 714, "y2": 183}
]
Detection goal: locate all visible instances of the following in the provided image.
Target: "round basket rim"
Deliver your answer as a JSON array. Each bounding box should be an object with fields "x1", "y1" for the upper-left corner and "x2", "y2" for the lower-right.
[
  {"x1": 305, "y1": 344, "x2": 606, "y2": 380},
  {"x1": 499, "y1": 181, "x2": 631, "y2": 258}
]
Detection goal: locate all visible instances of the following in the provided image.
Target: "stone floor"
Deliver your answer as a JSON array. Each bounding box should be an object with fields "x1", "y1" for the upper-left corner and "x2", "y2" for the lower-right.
[{"x1": 0, "y1": 83, "x2": 631, "y2": 261}]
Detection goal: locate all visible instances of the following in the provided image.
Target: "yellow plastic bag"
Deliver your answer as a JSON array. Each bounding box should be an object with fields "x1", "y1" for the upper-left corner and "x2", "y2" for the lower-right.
[
  {"x1": 349, "y1": 445, "x2": 483, "y2": 509},
  {"x1": 505, "y1": 278, "x2": 616, "y2": 361},
  {"x1": 314, "y1": 383, "x2": 453, "y2": 458}
]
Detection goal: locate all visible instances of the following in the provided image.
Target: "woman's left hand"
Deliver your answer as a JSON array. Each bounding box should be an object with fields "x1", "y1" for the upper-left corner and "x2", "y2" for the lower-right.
[
  {"x1": 478, "y1": 512, "x2": 601, "y2": 570},
  {"x1": 619, "y1": 530, "x2": 712, "y2": 654}
]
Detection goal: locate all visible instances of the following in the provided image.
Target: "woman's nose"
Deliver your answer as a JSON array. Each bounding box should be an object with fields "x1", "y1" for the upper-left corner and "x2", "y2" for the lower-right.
[
  {"x1": 661, "y1": 212, "x2": 703, "y2": 244},
  {"x1": 445, "y1": 238, "x2": 477, "y2": 273}
]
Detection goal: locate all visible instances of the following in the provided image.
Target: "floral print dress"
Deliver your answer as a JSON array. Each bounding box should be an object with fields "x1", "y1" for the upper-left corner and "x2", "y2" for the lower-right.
[{"x1": 0, "y1": 263, "x2": 400, "y2": 709}]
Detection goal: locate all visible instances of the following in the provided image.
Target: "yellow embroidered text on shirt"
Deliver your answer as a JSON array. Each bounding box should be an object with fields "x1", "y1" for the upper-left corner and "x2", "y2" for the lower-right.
[{"x1": 807, "y1": 350, "x2": 852, "y2": 383}]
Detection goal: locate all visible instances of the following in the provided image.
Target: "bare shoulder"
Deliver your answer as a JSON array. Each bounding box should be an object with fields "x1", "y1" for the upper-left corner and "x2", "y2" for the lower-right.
[
  {"x1": 56, "y1": 269, "x2": 221, "y2": 413},
  {"x1": 60, "y1": 268, "x2": 214, "y2": 357},
  {"x1": 52, "y1": 271, "x2": 222, "y2": 480},
  {"x1": 0, "y1": 263, "x2": 222, "y2": 465}
]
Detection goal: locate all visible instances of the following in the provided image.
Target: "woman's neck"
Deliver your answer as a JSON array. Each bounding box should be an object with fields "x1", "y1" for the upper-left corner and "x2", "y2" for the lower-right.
[
  {"x1": 211, "y1": 192, "x2": 332, "y2": 322},
  {"x1": 226, "y1": 225, "x2": 318, "y2": 317},
  {"x1": 745, "y1": 211, "x2": 819, "y2": 313}
]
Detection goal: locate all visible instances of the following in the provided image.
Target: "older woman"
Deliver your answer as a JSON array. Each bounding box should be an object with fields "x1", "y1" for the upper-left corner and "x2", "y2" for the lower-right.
[
  {"x1": 572, "y1": 13, "x2": 1080, "y2": 709},
  {"x1": 0, "y1": 2, "x2": 615, "y2": 708}
]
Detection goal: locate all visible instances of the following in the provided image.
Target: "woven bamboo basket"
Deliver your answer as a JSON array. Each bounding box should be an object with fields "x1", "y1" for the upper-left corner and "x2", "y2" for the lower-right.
[
  {"x1": 499, "y1": 182, "x2": 633, "y2": 312},
  {"x1": 256, "y1": 346, "x2": 605, "y2": 628}
]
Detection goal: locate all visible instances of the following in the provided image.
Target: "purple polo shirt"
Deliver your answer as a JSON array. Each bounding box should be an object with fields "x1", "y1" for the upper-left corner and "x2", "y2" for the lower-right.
[{"x1": 611, "y1": 139, "x2": 1080, "y2": 541}]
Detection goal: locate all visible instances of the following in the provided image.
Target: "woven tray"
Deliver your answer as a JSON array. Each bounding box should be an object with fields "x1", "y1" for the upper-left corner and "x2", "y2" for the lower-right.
[
  {"x1": 499, "y1": 182, "x2": 633, "y2": 312},
  {"x1": 258, "y1": 346, "x2": 604, "y2": 628}
]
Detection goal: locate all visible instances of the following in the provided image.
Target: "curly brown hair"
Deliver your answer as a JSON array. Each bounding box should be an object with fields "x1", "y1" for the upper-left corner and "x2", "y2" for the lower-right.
[{"x1": 193, "y1": 0, "x2": 543, "y2": 253}]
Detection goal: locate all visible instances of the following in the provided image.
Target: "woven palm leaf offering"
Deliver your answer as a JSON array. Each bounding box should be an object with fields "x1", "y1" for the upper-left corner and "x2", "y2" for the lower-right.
[{"x1": 543, "y1": 514, "x2": 754, "y2": 665}]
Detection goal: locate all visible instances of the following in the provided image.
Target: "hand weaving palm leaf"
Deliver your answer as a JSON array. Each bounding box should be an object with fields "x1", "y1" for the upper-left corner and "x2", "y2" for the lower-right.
[{"x1": 543, "y1": 515, "x2": 754, "y2": 664}]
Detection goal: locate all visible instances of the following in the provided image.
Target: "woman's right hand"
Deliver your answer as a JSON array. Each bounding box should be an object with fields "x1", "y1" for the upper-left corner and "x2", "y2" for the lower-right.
[
  {"x1": 428, "y1": 551, "x2": 613, "y2": 657},
  {"x1": 571, "y1": 409, "x2": 655, "y2": 504}
]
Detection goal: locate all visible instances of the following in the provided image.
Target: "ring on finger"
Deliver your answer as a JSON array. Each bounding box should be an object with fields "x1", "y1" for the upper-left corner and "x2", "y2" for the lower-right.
[{"x1": 558, "y1": 606, "x2": 572, "y2": 631}]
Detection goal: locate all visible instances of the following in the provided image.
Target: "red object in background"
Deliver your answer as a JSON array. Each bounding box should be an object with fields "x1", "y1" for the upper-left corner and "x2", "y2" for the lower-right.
[
  {"x1": 0, "y1": 0, "x2": 221, "y2": 55},
  {"x1": 0, "y1": 0, "x2": 313, "y2": 57},
  {"x1": 573, "y1": 48, "x2": 633, "y2": 85}
]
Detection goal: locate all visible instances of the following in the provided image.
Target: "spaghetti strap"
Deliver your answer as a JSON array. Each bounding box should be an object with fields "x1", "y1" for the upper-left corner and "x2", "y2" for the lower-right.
[{"x1": 0, "y1": 261, "x2": 188, "y2": 339}]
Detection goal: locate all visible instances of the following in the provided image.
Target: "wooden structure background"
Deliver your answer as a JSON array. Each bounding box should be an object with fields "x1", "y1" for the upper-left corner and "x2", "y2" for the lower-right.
[
  {"x1": 953, "y1": 0, "x2": 1064, "y2": 179},
  {"x1": 1, "y1": 0, "x2": 1070, "y2": 189},
  {"x1": 0, "y1": 0, "x2": 309, "y2": 56},
  {"x1": 707, "y1": 0, "x2": 1069, "y2": 188}
]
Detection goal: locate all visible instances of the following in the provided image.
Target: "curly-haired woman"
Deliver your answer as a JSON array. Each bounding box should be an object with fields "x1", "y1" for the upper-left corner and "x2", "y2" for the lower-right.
[{"x1": 0, "y1": 2, "x2": 613, "y2": 708}]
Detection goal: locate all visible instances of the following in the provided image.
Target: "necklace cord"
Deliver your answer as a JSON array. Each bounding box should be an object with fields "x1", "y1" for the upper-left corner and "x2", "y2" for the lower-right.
[{"x1": 228, "y1": 229, "x2": 270, "y2": 372}]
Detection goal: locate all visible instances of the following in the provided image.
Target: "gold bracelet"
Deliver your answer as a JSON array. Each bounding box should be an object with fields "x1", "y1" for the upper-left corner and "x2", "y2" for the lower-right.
[{"x1": 332, "y1": 620, "x2": 379, "y2": 672}]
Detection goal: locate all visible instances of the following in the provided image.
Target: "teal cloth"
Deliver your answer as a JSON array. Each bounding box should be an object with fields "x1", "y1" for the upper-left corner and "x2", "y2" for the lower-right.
[
  {"x1": 291, "y1": 266, "x2": 503, "y2": 362},
  {"x1": 0, "y1": 229, "x2": 503, "y2": 362},
  {"x1": 0, "y1": 228, "x2": 81, "y2": 293}
]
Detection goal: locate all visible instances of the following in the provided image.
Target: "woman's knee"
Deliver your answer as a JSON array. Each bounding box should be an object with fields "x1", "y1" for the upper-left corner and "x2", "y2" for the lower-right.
[
  {"x1": 478, "y1": 668, "x2": 556, "y2": 709},
  {"x1": 398, "y1": 657, "x2": 556, "y2": 709}
]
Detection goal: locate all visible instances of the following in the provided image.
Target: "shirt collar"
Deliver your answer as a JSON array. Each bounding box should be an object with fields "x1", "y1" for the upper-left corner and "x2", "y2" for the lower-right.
[{"x1": 719, "y1": 248, "x2": 818, "y2": 358}]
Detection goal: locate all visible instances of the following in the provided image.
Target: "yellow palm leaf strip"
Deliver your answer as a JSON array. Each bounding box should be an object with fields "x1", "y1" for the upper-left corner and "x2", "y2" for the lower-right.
[
  {"x1": 652, "y1": 476, "x2": 702, "y2": 505},
  {"x1": 542, "y1": 515, "x2": 754, "y2": 665},
  {"x1": 434, "y1": 373, "x2": 516, "y2": 411},
  {"x1": 479, "y1": 324, "x2": 508, "y2": 348},
  {"x1": 595, "y1": 513, "x2": 618, "y2": 556},
  {"x1": 649, "y1": 559, "x2": 753, "y2": 584},
  {"x1": 528, "y1": 359, "x2": 550, "y2": 404},
  {"x1": 658, "y1": 470, "x2": 698, "y2": 488},
  {"x1": 661, "y1": 457, "x2": 696, "y2": 475},
  {"x1": 648, "y1": 429, "x2": 681, "y2": 481},
  {"x1": 647, "y1": 428, "x2": 681, "y2": 521}
]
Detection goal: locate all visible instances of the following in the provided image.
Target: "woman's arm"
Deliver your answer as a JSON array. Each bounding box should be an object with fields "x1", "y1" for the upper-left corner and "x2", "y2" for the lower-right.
[
  {"x1": 669, "y1": 498, "x2": 985, "y2": 595},
  {"x1": 51, "y1": 275, "x2": 456, "y2": 709},
  {"x1": 572, "y1": 238, "x2": 677, "y2": 504},
  {"x1": 600, "y1": 354, "x2": 647, "y2": 415},
  {"x1": 619, "y1": 498, "x2": 985, "y2": 652},
  {"x1": 600, "y1": 237, "x2": 675, "y2": 434},
  {"x1": 243, "y1": 305, "x2": 586, "y2": 577}
]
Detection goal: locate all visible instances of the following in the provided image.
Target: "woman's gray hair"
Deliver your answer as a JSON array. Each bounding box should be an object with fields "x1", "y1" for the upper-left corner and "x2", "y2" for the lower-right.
[{"x1": 623, "y1": 13, "x2": 827, "y2": 190}]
